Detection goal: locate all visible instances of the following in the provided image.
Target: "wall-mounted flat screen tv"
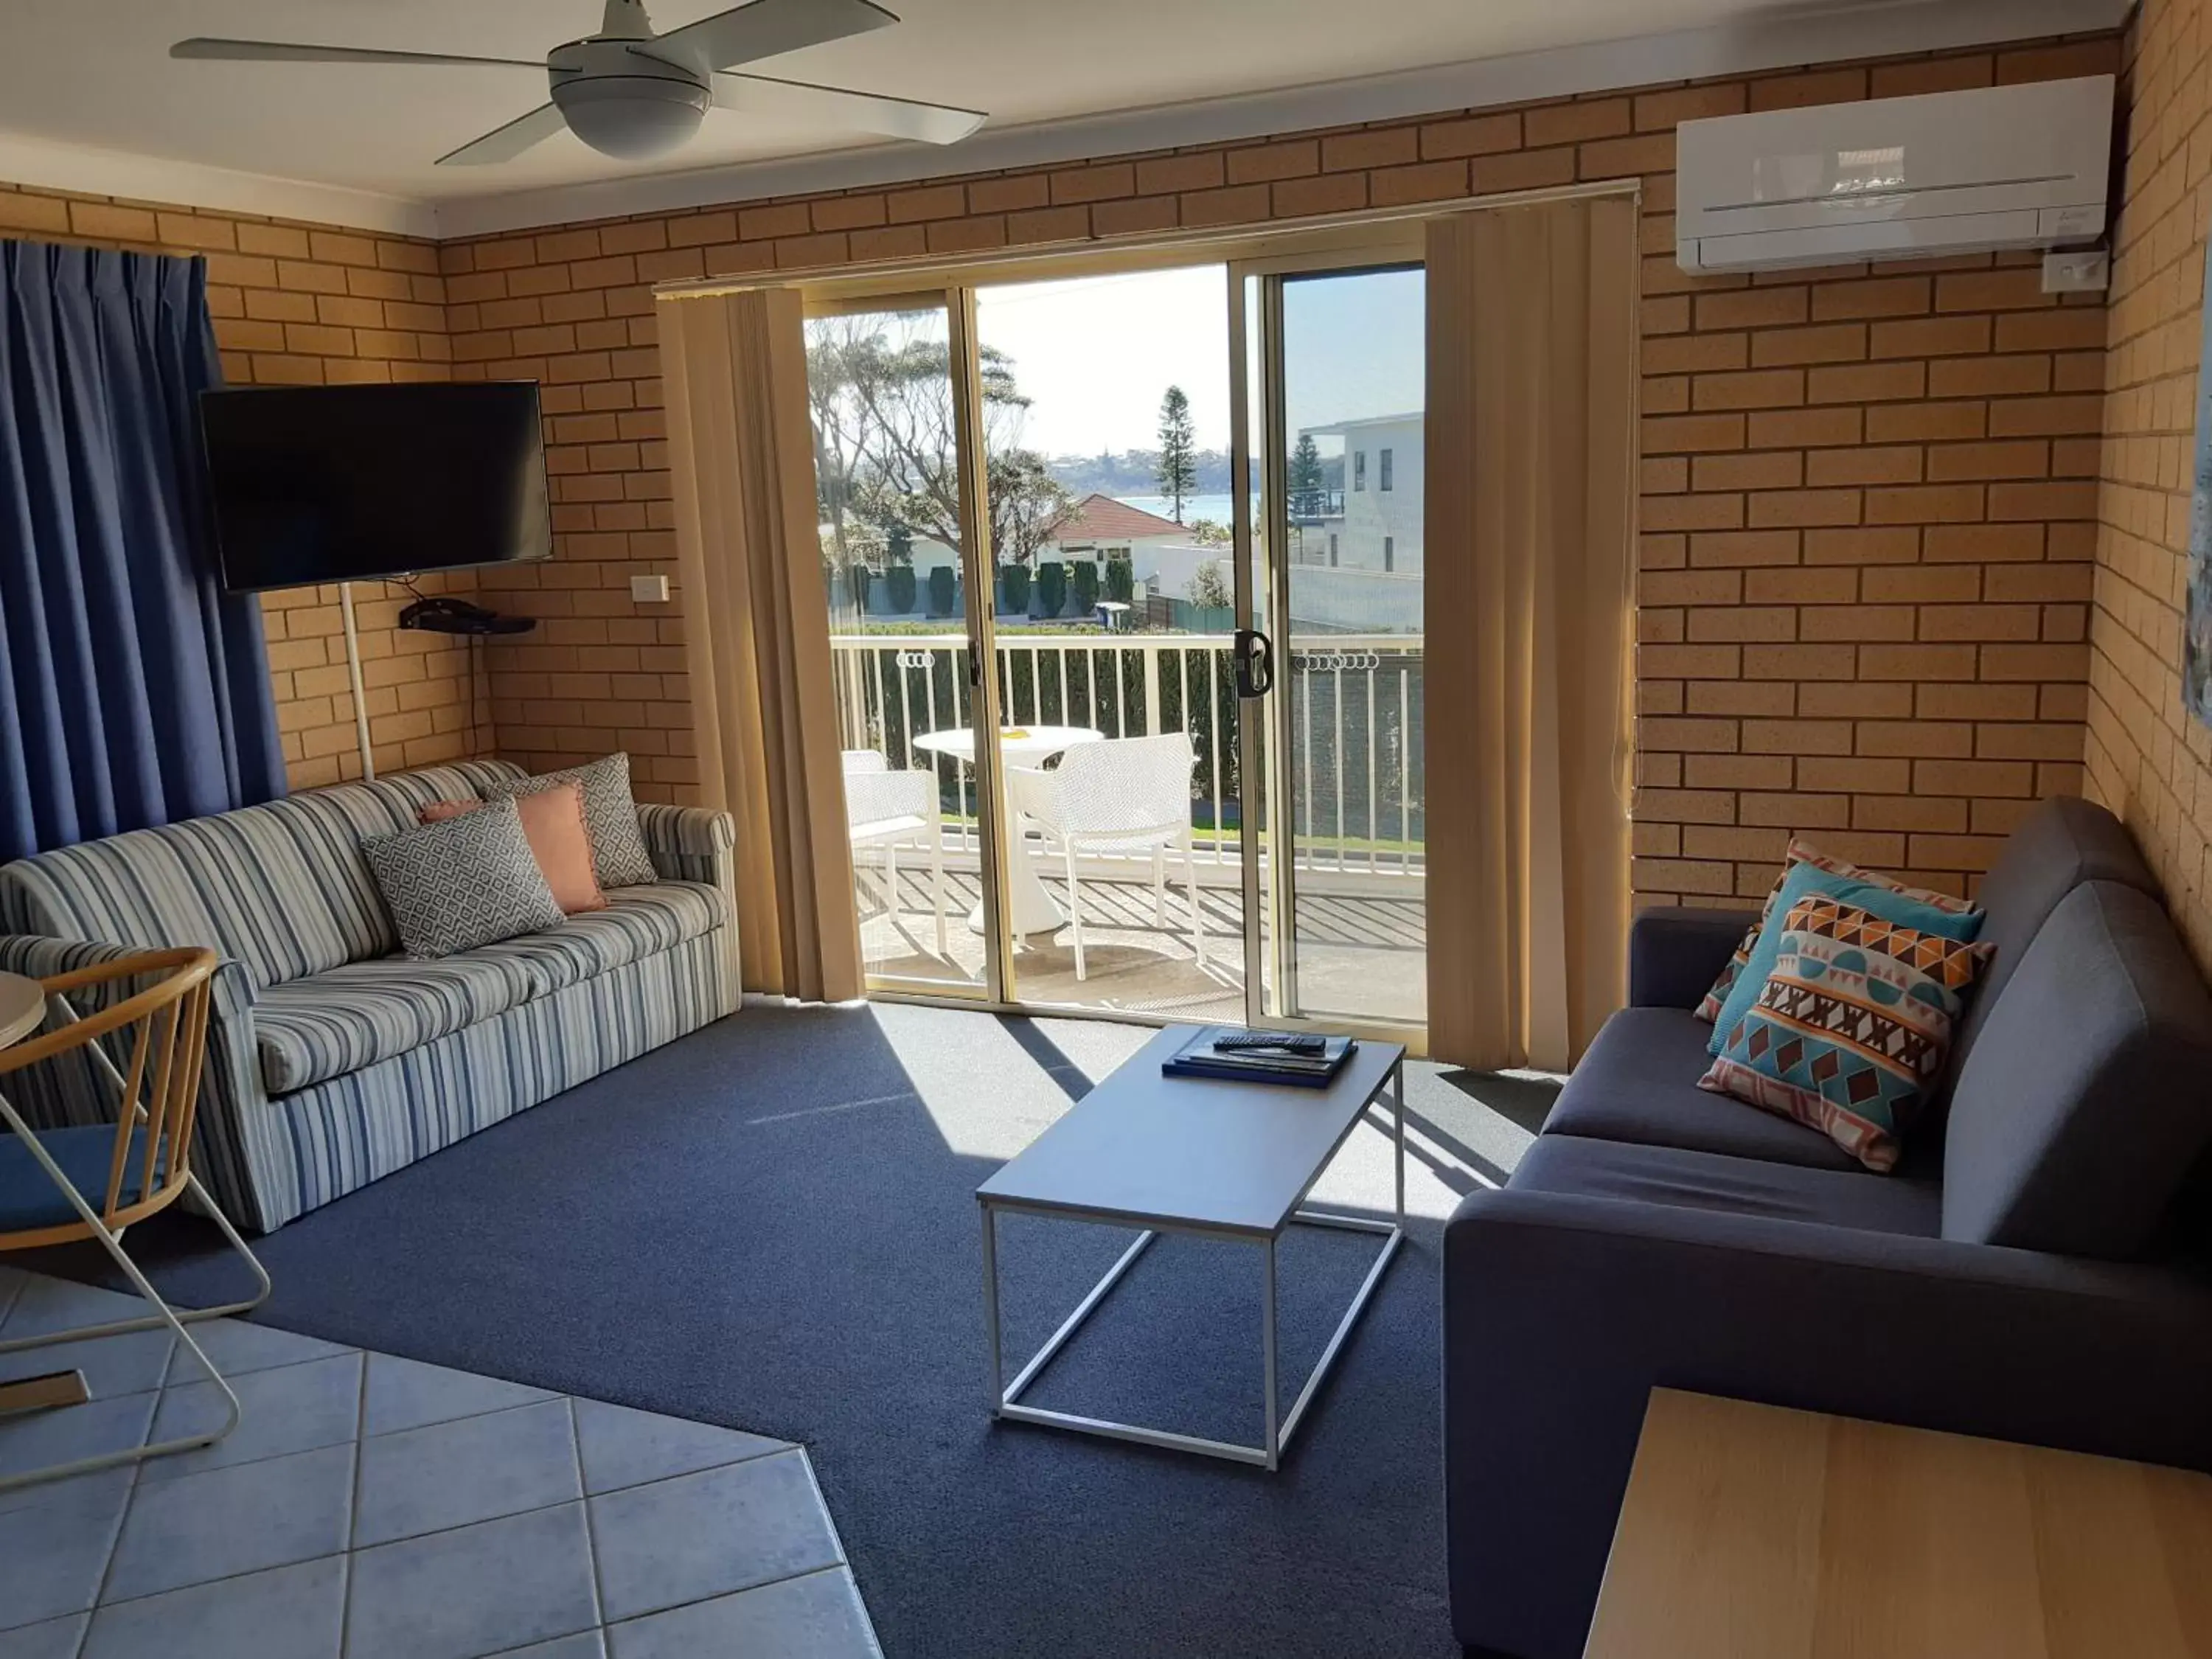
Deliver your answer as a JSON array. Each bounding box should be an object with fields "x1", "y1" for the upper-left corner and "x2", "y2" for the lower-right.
[{"x1": 200, "y1": 382, "x2": 552, "y2": 593}]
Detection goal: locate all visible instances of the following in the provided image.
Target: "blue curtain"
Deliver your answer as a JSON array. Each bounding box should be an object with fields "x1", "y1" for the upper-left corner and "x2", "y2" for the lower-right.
[{"x1": 0, "y1": 240, "x2": 286, "y2": 864}]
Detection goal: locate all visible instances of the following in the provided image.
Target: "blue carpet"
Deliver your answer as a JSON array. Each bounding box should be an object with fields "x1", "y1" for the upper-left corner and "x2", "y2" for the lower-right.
[{"x1": 29, "y1": 1003, "x2": 1545, "y2": 1659}]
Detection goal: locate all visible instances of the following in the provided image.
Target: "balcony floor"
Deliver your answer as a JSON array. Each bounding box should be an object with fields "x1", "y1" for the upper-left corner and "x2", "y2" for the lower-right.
[{"x1": 855, "y1": 853, "x2": 1426, "y2": 1027}]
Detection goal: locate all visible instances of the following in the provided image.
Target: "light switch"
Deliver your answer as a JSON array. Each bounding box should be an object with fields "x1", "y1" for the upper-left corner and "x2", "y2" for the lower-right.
[{"x1": 630, "y1": 574, "x2": 671, "y2": 603}]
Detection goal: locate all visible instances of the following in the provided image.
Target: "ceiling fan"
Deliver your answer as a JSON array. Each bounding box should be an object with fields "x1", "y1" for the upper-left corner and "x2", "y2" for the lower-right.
[{"x1": 170, "y1": 0, "x2": 987, "y2": 166}]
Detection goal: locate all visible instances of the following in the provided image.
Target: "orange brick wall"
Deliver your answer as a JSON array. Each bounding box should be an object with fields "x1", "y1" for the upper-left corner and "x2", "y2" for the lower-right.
[
  {"x1": 442, "y1": 33, "x2": 2120, "y2": 896},
  {"x1": 2087, "y1": 0, "x2": 2212, "y2": 971},
  {"x1": 0, "y1": 182, "x2": 487, "y2": 792}
]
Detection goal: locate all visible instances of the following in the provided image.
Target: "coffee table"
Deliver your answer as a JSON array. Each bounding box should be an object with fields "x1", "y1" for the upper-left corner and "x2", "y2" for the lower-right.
[{"x1": 975, "y1": 1024, "x2": 1408, "y2": 1470}]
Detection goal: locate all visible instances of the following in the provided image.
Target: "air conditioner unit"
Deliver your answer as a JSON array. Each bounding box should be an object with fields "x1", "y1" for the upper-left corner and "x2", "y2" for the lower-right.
[{"x1": 1676, "y1": 75, "x2": 2113, "y2": 274}]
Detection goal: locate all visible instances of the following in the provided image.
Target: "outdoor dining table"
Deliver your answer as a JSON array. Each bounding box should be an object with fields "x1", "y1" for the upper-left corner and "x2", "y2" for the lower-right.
[{"x1": 910, "y1": 725, "x2": 1102, "y2": 937}]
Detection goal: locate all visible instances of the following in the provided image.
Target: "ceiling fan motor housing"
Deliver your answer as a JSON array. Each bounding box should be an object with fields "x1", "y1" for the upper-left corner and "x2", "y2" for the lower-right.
[{"x1": 548, "y1": 35, "x2": 710, "y2": 160}]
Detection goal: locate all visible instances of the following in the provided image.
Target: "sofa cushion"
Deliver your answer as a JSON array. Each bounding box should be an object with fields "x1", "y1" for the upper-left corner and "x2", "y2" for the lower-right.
[
  {"x1": 1700, "y1": 897, "x2": 1993, "y2": 1174},
  {"x1": 1545, "y1": 1007, "x2": 1863, "y2": 1172},
  {"x1": 476, "y1": 882, "x2": 726, "y2": 995},
  {"x1": 1943, "y1": 881, "x2": 2212, "y2": 1259},
  {"x1": 1508, "y1": 1134, "x2": 1943, "y2": 1238},
  {"x1": 1939, "y1": 795, "x2": 2160, "y2": 1098},
  {"x1": 254, "y1": 949, "x2": 544, "y2": 1096},
  {"x1": 483, "y1": 753, "x2": 658, "y2": 891}
]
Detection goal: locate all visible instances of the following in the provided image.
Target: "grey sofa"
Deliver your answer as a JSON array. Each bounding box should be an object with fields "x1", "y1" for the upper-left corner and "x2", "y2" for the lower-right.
[{"x1": 1442, "y1": 796, "x2": 2212, "y2": 1659}]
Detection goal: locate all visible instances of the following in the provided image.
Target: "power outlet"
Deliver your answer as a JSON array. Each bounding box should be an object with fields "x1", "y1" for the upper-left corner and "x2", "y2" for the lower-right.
[
  {"x1": 630, "y1": 573, "x2": 671, "y2": 604},
  {"x1": 2042, "y1": 250, "x2": 2110, "y2": 294}
]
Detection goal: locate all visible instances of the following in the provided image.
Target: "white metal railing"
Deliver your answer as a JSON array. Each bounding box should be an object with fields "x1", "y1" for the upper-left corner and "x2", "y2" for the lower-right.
[{"x1": 829, "y1": 631, "x2": 1426, "y2": 876}]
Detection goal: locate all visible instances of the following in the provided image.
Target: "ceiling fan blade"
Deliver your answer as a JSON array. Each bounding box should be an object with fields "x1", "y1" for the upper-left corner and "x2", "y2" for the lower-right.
[
  {"x1": 715, "y1": 72, "x2": 984, "y2": 145},
  {"x1": 663, "y1": 0, "x2": 898, "y2": 71},
  {"x1": 172, "y1": 38, "x2": 542, "y2": 69},
  {"x1": 436, "y1": 102, "x2": 570, "y2": 167}
]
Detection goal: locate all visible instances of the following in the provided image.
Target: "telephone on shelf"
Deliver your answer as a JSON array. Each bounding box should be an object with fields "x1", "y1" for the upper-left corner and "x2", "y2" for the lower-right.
[{"x1": 398, "y1": 597, "x2": 536, "y2": 636}]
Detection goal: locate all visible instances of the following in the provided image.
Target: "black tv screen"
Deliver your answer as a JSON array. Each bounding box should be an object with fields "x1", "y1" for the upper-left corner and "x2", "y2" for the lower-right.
[{"x1": 200, "y1": 382, "x2": 552, "y2": 593}]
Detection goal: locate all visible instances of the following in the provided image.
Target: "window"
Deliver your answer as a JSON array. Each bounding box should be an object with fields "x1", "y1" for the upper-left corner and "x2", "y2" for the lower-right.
[
  {"x1": 1383, "y1": 535, "x2": 1394, "y2": 572},
  {"x1": 1328, "y1": 534, "x2": 1339, "y2": 567},
  {"x1": 1379, "y1": 448, "x2": 1394, "y2": 492},
  {"x1": 1353, "y1": 450, "x2": 1366, "y2": 492}
]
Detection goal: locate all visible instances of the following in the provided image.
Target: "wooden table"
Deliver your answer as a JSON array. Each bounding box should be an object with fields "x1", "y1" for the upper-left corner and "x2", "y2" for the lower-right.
[{"x1": 1586, "y1": 1388, "x2": 2212, "y2": 1659}]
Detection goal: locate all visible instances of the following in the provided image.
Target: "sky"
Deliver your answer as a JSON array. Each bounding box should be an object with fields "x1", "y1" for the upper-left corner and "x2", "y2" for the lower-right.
[{"x1": 972, "y1": 263, "x2": 1424, "y2": 459}]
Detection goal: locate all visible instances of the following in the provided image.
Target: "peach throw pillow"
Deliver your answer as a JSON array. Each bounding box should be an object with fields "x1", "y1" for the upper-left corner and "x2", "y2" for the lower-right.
[{"x1": 420, "y1": 780, "x2": 607, "y2": 915}]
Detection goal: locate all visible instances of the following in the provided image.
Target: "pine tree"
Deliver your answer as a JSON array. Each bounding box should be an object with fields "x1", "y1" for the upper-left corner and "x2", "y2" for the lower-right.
[
  {"x1": 1155, "y1": 385, "x2": 1197, "y2": 524},
  {"x1": 1289, "y1": 431, "x2": 1324, "y2": 498}
]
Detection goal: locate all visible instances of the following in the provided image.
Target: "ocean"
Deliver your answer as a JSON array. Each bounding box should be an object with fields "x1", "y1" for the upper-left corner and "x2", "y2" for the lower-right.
[{"x1": 1116, "y1": 493, "x2": 1240, "y2": 528}]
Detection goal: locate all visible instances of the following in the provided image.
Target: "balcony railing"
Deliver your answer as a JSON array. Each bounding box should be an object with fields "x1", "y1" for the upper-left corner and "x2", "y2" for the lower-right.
[
  {"x1": 1288, "y1": 487, "x2": 1344, "y2": 524},
  {"x1": 829, "y1": 630, "x2": 1426, "y2": 877}
]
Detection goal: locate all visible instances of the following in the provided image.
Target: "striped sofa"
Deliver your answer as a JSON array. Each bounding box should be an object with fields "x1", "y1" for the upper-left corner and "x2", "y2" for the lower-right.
[{"x1": 0, "y1": 761, "x2": 740, "y2": 1231}]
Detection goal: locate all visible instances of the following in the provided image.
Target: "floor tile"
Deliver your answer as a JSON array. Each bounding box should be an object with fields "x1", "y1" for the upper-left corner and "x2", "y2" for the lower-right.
[
  {"x1": 345, "y1": 1500, "x2": 599, "y2": 1659},
  {"x1": 102, "y1": 1441, "x2": 355, "y2": 1602},
  {"x1": 607, "y1": 1568, "x2": 880, "y2": 1659},
  {"x1": 80, "y1": 1554, "x2": 346, "y2": 1659},
  {"x1": 0, "y1": 1470, "x2": 131, "y2": 1630},
  {"x1": 588, "y1": 1450, "x2": 844, "y2": 1624},
  {"x1": 571, "y1": 1398, "x2": 787, "y2": 1495},
  {"x1": 0, "y1": 1389, "x2": 155, "y2": 1484},
  {"x1": 0, "y1": 1614, "x2": 88, "y2": 1659},
  {"x1": 361, "y1": 1352, "x2": 553, "y2": 1438},
  {"x1": 489, "y1": 1635, "x2": 605, "y2": 1659},
  {"x1": 353, "y1": 1397, "x2": 580, "y2": 1548},
  {"x1": 164, "y1": 1319, "x2": 354, "y2": 1385},
  {"x1": 142, "y1": 1351, "x2": 364, "y2": 1482},
  {"x1": 0, "y1": 1276, "x2": 146, "y2": 1345},
  {"x1": 0, "y1": 1324, "x2": 174, "y2": 1401}
]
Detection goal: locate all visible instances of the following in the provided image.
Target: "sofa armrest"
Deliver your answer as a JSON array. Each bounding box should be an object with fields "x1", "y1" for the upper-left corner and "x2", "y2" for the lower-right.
[
  {"x1": 1627, "y1": 905, "x2": 1756, "y2": 1010},
  {"x1": 636, "y1": 804, "x2": 736, "y2": 887},
  {"x1": 1441, "y1": 1188, "x2": 2212, "y2": 1658}
]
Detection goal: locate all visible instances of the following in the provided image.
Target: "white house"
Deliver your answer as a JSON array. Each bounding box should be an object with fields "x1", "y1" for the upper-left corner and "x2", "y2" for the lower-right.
[{"x1": 1296, "y1": 413, "x2": 1424, "y2": 577}]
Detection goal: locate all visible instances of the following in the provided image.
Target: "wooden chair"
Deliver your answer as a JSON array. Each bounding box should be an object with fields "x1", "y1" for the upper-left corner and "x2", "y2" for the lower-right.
[{"x1": 0, "y1": 947, "x2": 272, "y2": 1492}]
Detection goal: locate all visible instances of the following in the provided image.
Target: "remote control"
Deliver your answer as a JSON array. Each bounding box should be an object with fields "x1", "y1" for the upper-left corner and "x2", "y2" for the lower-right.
[{"x1": 1214, "y1": 1031, "x2": 1328, "y2": 1057}]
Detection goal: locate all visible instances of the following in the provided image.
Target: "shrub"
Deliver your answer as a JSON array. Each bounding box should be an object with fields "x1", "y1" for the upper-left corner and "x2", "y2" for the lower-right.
[
  {"x1": 928, "y1": 565, "x2": 956, "y2": 617},
  {"x1": 1105, "y1": 555, "x2": 1134, "y2": 605},
  {"x1": 1035, "y1": 560, "x2": 1066, "y2": 619},
  {"x1": 886, "y1": 565, "x2": 917, "y2": 613},
  {"x1": 846, "y1": 566, "x2": 872, "y2": 613},
  {"x1": 1000, "y1": 563, "x2": 1030, "y2": 616},
  {"x1": 1071, "y1": 561, "x2": 1099, "y2": 616}
]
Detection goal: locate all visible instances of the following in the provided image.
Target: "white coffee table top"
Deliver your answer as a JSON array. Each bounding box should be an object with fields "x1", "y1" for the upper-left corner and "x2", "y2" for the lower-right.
[
  {"x1": 977, "y1": 1025, "x2": 1405, "y2": 1237},
  {"x1": 0, "y1": 972, "x2": 43, "y2": 1049}
]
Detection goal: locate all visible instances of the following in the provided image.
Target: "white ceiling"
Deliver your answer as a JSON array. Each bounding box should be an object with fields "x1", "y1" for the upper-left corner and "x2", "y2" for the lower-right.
[{"x1": 0, "y1": 0, "x2": 2124, "y2": 234}]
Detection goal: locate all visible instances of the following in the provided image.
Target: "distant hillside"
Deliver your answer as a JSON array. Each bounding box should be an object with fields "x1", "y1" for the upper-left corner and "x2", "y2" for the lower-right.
[{"x1": 1048, "y1": 448, "x2": 1233, "y2": 497}]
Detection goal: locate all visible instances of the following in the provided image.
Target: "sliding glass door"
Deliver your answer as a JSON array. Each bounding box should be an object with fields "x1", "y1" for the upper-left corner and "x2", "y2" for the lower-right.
[{"x1": 801, "y1": 237, "x2": 1427, "y2": 1042}]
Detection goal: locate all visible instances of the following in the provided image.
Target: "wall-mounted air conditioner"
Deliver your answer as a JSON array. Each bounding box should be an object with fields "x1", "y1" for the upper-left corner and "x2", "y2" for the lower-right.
[{"x1": 1676, "y1": 75, "x2": 2113, "y2": 274}]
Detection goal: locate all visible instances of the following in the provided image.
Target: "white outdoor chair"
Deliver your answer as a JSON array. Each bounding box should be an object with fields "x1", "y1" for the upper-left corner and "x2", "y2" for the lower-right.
[
  {"x1": 1012, "y1": 732, "x2": 1206, "y2": 981},
  {"x1": 842, "y1": 750, "x2": 948, "y2": 958}
]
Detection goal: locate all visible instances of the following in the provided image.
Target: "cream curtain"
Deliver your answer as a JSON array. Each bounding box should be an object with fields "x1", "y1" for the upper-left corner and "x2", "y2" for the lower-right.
[
  {"x1": 1424, "y1": 195, "x2": 1638, "y2": 1074},
  {"x1": 660, "y1": 287, "x2": 862, "y2": 1003}
]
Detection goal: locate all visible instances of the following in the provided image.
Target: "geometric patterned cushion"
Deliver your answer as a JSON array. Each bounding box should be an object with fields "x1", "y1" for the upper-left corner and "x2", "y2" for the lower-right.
[
  {"x1": 361, "y1": 797, "x2": 565, "y2": 960},
  {"x1": 1699, "y1": 895, "x2": 1994, "y2": 1172},
  {"x1": 482, "y1": 752, "x2": 658, "y2": 891},
  {"x1": 1694, "y1": 836, "x2": 1980, "y2": 1023}
]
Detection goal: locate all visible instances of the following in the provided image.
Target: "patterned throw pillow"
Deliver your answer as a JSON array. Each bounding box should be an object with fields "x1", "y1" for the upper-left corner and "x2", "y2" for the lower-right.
[
  {"x1": 483, "y1": 752, "x2": 657, "y2": 891},
  {"x1": 363, "y1": 797, "x2": 566, "y2": 959},
  {"x1": 420, "y1": 780, "x2": 607, "y2": 916},
  {"x1": 1700, "y1": 896, "x2": 1993, "y2": 1172},
  {"x1": 1696, "y1": 837, "x2": 1982, "y2": 1043}
]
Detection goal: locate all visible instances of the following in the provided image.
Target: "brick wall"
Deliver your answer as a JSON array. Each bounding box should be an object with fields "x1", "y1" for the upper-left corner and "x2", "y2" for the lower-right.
[
  {"x1": 0, "y1": 183, "x2": 486, "y2": 791},
  {"x1": 2087, "y1": 0, "x2": 2212, "y2": 971},
  {"x1": 442, "y1": 33, "x2": 2120, "y2": 903}
]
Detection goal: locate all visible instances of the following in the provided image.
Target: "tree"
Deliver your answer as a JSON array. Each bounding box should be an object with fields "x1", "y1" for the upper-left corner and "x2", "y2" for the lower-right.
[
  {"x1": 1186, "y1": 560, "x2": 1231, "y2": 612},
  {"x1": 1156, "y1": 385, "x2": 1197, "y2": 523},
  {"x1": 1288, "y1": 431, "x2": 1324, "y2": 498},
  {"x1": 987, "y1": 449, "x2": 1074, "y2": 571}
]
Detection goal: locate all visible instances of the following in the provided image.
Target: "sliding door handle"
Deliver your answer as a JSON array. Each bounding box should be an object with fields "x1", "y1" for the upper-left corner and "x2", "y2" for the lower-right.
[{"x1": 1233, "y1": 628, "x2": 1273, "y2": 698}]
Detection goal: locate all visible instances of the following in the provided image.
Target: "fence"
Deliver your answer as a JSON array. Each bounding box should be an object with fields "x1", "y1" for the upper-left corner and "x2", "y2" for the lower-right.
[{"x1": 829, "y1": 631, "x2": 1426, "y2": 875}]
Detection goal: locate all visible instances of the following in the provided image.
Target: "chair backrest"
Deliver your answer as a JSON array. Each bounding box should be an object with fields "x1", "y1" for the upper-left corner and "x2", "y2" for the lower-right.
[
  {"x1": 1942, "y1": 882, "x2": 2212, "y2": 1261},
  {"x1": 0, "y1": 947, "x2": 219, "y2": 1236},
  {"x1": 1044, "y1": 734, "x2": 1195, "y2": 835},
  {"x1": 0, "y1": 761, "x2": 525, "y2": 987},
  {"x1": 843, "y1": 751, "x2": 889, "y2": 776}
]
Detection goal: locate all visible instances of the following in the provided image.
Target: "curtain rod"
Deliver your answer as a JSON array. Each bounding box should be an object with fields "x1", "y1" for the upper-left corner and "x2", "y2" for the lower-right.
[{"x1": 652, "y1": 177, "x2": 1641, "y2": 302}]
